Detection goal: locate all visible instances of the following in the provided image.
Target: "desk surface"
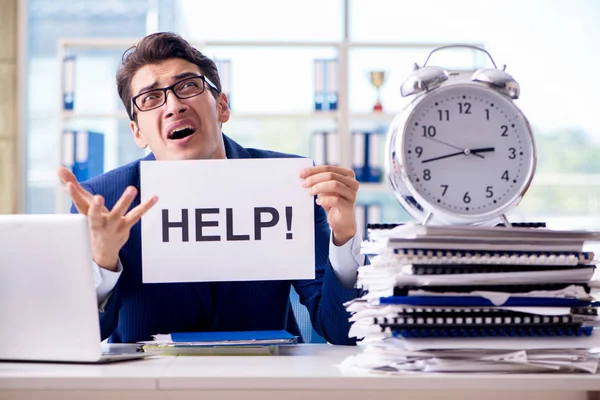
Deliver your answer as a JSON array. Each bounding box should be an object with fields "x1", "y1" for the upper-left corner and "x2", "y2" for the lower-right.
[{"x1": 1, "y1": 344, "x2": 600, "y2": 392}]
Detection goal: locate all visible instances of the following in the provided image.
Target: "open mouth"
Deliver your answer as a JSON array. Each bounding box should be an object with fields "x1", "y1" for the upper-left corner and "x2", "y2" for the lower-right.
[{"x1": 168, "y1": 126, "x2": 196, "y2": 140}]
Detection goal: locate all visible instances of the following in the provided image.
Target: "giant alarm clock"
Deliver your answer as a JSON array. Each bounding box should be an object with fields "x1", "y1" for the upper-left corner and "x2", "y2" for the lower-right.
[{"x1": 385, "y1": 45, "x2": 536, "y2": 226}]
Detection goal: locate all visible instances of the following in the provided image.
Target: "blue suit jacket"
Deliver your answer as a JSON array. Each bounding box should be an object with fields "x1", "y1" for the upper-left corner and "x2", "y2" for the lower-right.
[{"x1": 73, "y1": 134, "x2": 362, "y2": 344}]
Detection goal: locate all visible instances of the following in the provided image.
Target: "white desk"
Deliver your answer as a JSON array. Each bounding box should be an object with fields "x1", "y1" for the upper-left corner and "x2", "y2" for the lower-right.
[{"x1": 1, "y1": 344, "x2": 600, "y2": 400}]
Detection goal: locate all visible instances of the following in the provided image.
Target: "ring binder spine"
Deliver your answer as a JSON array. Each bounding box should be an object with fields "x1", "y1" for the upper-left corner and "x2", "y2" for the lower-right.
[
  {"x1": 381, "y1": 249, "x2": 594, "y2": 266},
  {"x1": 388, "y1": 325, "x2": 593, "y2": 338}
]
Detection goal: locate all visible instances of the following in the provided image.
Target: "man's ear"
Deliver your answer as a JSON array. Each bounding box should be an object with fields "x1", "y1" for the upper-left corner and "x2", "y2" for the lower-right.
[
  {"x1": 130, "y1": 120, "x2": 148, "y2": 149},
  {"x1": 217, "y1": 92, "x2": 230, "y2": 124}
]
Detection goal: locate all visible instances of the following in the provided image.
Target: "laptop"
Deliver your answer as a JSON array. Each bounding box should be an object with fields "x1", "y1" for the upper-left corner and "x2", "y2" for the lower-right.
[{"x1": 0, "y1": 214, "x2": 152, "y2": 363}]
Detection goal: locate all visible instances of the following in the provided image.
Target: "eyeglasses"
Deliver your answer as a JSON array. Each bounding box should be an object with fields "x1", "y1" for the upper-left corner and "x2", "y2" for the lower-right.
[{"x1": 130, "y1": 75, "x2": 219, "y2": 119}]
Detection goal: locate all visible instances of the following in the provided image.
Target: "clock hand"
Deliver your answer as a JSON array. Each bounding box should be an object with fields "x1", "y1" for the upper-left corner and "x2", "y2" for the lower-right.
[
  {"x1": 425, "y1": 136, "x2": 463, "y2": 151},
  {"x1": 421, "y1": 147, "x2": 495, "y2": 164},
  {"x1": 470, "y1": 147, "x2": 495, "y2": 154},
  {"x1": 424, "y1": 137, "x2": 485, "y2": 159},
  {"x1": 421, "y1": 150, "x2": 465, "y2": 164}
]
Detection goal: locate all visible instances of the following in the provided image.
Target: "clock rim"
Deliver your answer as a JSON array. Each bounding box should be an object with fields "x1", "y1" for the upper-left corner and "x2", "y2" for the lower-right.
[{"x1": 384, "y1": 81, "x2": 537, "y2": 226}]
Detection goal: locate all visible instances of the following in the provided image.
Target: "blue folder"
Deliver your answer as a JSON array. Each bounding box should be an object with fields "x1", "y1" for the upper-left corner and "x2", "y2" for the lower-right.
[
  {"x1": 168, "y1": 329, "x2": 297, "y2": 346},
  {"x1": 379, "y1": 295, "x2": 592, "y2": 307}
]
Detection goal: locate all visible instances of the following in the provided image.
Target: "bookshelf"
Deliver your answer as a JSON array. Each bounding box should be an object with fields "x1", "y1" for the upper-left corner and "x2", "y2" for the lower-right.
[{"x1": 53, "y1": 2, "x2": 484, "y2": 218}]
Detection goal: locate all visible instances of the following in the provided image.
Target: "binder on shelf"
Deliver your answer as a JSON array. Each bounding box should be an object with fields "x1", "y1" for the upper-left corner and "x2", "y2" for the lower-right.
[
  {"x1": 313, "y1": 59, "x2": 338, "y2": 111},
  {"x1": 356, "y1": 202, "x2": 382, "y2": 238},
  {"x1": 352, "y1": 131, "x2": 365, "y2": 181},
  {"x1": 215, "y1": 58, "x2": 232, "y2": 109},
  {"x1": 72, "y1": 130, "x2": 105, "y2": 182},
  {"x1": 61, "y1": 130, "x2": 75, "y2": 169},
  {"x1": 327, "y1": 59, "x2": 338, "y2": 110},
  {"x1": 311, "y1": 130, "x2": 339, "y2": 166},
  {"x1": 62, "y1": 56, "x2": 75, "y2": 110},
  {"x1": 352, "y1": 131, "x2": 383, "y2": 182},
  {"x1": 313, "y1": 59, "x2": 324, "y2": 111},
  {"x1": 368, "y1": 130, "x2": 382, "y2": 182}
]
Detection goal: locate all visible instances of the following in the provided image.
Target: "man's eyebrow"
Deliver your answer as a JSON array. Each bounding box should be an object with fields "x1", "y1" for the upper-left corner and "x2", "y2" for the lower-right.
[
  {"x1": 137, "y1": 80, "x2": 159, "y2": 95},
  {"x1": 136, "y1": 72, "x2": 200, "y2": 95},
  {"x1": 174, "y1": 72, "x2": 199, "y2": 81}
]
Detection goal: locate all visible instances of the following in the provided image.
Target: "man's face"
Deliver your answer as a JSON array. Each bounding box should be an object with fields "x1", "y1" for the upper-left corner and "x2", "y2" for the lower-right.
[{"x1": 129, "y1": 58, "x2": 229, "y2": 160}]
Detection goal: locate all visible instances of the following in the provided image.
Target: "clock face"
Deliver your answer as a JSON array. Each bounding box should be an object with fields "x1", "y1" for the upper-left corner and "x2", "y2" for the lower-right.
[{"x1": 400, "y1": 84, "x2": 535, "y2": 217}]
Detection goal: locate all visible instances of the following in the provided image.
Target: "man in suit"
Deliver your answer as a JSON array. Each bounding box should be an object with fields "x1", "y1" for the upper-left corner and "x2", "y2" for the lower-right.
[{"x1": 58, "y1": 32, "x2": 364, "y2": 345}]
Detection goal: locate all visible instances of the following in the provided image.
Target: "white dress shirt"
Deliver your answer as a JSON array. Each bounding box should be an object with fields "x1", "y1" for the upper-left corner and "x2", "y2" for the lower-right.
[{"x1": 94, "y1": 230, "x2": 365, "y2": 305}]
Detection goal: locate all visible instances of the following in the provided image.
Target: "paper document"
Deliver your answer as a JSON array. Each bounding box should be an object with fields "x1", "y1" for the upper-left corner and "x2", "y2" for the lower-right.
[{"x1": 140, "y1": 158, "x2": 315, "y2": 283}]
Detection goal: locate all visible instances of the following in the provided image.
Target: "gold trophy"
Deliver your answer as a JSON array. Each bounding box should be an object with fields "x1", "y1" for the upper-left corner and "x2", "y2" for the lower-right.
[{"x1": 369, "y1": 71, "x2": 386, "y2": 112}]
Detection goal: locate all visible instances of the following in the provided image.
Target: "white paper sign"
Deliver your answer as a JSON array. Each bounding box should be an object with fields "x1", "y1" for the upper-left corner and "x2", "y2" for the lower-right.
[{"x1": 140, "y1": 158, "x2": 315, "y2": 283}]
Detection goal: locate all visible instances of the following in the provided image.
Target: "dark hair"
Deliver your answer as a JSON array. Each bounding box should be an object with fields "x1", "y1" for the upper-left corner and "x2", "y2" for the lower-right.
[{"x1": 117, "y1": 32, "x2": 221, "y2": 119}]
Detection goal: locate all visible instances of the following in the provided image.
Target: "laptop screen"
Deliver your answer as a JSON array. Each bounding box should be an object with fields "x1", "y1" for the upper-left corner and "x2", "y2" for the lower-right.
[{"x1": 0, "y1": 214, "x2": 103, "y2": 362}]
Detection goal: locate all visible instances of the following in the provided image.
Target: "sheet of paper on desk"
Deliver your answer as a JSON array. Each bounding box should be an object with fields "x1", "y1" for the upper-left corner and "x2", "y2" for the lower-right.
[
  {"x1": 399, "y1": 335, "x2": 600, "y2": 351},
  {"x1": 140, "y1": 158, "x2": 315, "y2": 283}
]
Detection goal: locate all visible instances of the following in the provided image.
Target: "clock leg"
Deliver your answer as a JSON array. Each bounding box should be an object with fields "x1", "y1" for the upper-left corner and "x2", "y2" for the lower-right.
[
  {"x1": 500, "y1": 214, "x2": 512, "y2": 228},
  {"x1": 423, "y1": 212, "x2": 433, "y2": 225}
]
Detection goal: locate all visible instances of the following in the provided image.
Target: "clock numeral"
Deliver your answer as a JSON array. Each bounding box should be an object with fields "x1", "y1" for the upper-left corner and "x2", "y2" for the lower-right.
[
  {"x1": 415, "y1": 146, "x2": 423, "y2": 158},
  {"x1": 501, "y1": 125, "x2": 509, "y2": 137},
  {"x1": 463, "y1": 192, "x2": 471, "y2": 204},
  {"x1": 437, "y1": 109, "x2": 450, "y2": 121},
  {"x1": 458, "y1": 102, "x2": 471, "y2": 114},
  {"x1": 440, "y1": 184, "x2": 448, "y2": 196},
  {"x1": 501, "y1": 170, "x2": 509, "y2": 181},
  {"x1": 422, "y1": 125, "x2": 436, "y2": 137},
  {"x1": 423, "y1": 169, "x2": 431, "y2": 181},
  {"x1": 508, "y1": 147, "x2": 516, "y2": 159},
  {"x1": 486, "y1": 186, "x2": 494, "y2": 198},
  {"x1": 485, "y1": 109, "x2": 490, "y2": 120}
]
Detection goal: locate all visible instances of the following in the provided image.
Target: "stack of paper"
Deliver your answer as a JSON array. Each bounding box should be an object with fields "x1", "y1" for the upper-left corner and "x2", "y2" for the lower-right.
[{"x1": 342, "y1": 223, "x2": 600, "y2": 374}]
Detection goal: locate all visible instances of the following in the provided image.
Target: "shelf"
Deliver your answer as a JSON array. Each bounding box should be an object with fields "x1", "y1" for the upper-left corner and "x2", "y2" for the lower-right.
[
  {"x1": 61, "y1": 111, "x2": 340, "y2": 120},
  {"x1": 351, "y1": 112, "x2": 397, "y2": 121},
  {"x1": 59, "y1": 38, "x2": 484, "y2": 51},
  {"x1": 60, "y1": 111, "x2": 401, "y2": 123},
  {"x1": 358, "y1": 182, "x2": 389, "y2": 192},
  {"x1": 230, "y1": 111, "x2": 339, "y2": 119},
  {"x1": 62, "y1": 111, "x2": 130, "y2": 120}
]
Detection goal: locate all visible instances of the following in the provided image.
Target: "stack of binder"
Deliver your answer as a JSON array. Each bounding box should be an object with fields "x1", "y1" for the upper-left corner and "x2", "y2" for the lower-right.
[{"x1": 342, "y1": 223, "x2": 600, "y2": 374}]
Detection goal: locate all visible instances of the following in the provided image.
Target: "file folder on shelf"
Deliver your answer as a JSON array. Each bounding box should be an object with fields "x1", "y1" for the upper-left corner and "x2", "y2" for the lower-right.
[
  {"x1": 72, "y1": 130, "x2": 104, "y2": 181},
  {"x1": 311, "y1": 131, "x2": 339, "y2": 166},
  {"x1": 62, "y1": 56, "x2": 75, "y2": 110}
]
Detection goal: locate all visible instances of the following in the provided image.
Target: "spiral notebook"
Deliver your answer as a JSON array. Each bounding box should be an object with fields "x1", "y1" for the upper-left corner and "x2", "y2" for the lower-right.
[
  {"x1": 408, "y1": 263, "x2": 592, "y2": 275},
  {"x1": 388, "y1": 325, "x2": 593, "y2": 338},
  {"x1": 369, "y1": 248, "x2": 595, "y2": 266},
  {"x1": 374, "y1": 309, "x2": 593, "y2": 338}
]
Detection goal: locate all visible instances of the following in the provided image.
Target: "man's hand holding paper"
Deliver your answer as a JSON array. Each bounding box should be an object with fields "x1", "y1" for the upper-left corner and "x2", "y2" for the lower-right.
[{"x1": 300, "y1": 165, "x2": 359, "y2": 246}]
